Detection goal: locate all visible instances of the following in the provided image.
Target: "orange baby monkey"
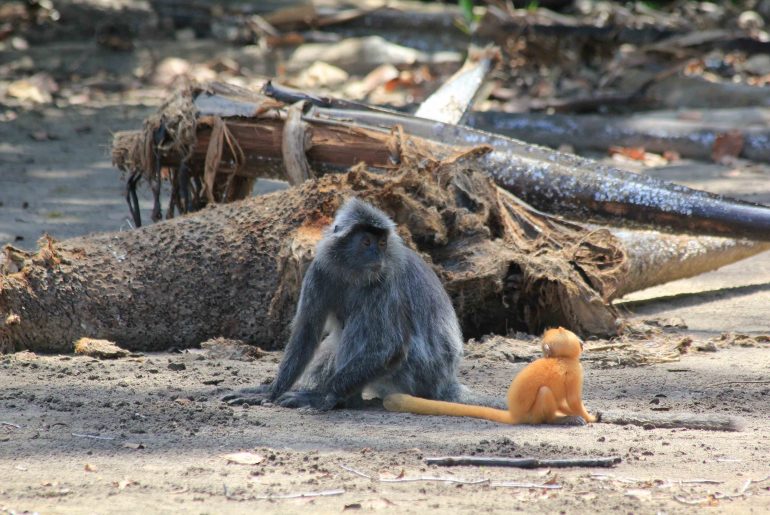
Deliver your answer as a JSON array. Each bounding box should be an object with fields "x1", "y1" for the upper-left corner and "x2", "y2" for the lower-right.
[{"x1": 383, "y1": 327, "x2": 596, "y2": 425}]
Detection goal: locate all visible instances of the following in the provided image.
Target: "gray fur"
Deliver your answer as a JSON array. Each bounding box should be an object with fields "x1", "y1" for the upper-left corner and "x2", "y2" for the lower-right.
[{"x1": 224, "y1": 198, "x2": 500, "y2": 410}]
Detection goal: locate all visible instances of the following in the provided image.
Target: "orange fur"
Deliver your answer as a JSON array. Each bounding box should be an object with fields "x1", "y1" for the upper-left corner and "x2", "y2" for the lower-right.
[{"x1": 383, "y1": 327, "x2": 596, "y2": 425}]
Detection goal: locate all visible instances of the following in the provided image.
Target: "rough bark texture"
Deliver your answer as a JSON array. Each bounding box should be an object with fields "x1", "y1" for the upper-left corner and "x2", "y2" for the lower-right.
[{"x1": 0, "y1": 160, "x2": 627, "y2": 354}]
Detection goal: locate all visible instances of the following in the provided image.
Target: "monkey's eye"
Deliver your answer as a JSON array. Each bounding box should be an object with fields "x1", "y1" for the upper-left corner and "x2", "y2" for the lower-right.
[
  {"x1": 362, "y1": 236, "x2": 372, "y2": 247},
  {"x1": 378, "y1": 238, "x2": 386, "y2": 249}
]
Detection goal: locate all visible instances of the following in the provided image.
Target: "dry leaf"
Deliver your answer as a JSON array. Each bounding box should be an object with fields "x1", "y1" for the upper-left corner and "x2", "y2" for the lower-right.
[
  {"x1": 84, "y1": 463, "x2": 97, "y2": 472},
  {"x1": 7, "y1": 73, "x2": 58, "y2": 104},
  {"x1": 663, "y1": 150, "x2": 680, "y2": 162},
  {"x1": 609, "y1": 146, "x2": 646, "y2": 161},
  {"x1": 712, "y1": 130, "x2": 744, "y2": 163},
  {"x1": 222, "y1": 452, "x2": 264, "y2": 465},
  {"x1": 113, "y1": 479, "x2": 138, "y2": 490},
  {"x1": 123, "y1": 442, "x2": 145, "y2": 450}
]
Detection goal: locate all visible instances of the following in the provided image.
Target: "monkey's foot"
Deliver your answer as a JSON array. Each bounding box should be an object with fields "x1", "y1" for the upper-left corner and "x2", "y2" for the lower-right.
[
  {"x1": 275, "y1": 390, "x2": 338, "y2": 411},
  {"x1": 222, "y1": 385, "x2": 272, "y2": 406}
]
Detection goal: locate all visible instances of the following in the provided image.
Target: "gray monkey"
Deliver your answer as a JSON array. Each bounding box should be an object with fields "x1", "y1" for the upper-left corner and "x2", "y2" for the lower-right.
[{"x1": 224, "y1": 198, "x2": 496, "y2": 410}]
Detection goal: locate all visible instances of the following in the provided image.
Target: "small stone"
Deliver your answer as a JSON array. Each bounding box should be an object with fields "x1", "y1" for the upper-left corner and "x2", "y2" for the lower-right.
[
  {"x1": 738, "y1": 11, "x2": 765, "y2": 31},
  {"x1": 743, "y1": 54, "x2": 770, "y2": 76}
]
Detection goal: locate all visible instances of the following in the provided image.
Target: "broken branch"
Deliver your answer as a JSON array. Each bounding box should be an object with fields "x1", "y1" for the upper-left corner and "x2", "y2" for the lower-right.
[{"x1": 424, "y1": 456, "x2": 621, "y2": 468}]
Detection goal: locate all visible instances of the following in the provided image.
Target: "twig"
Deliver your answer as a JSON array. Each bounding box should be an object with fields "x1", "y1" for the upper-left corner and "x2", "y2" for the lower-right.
[
  {"x1": 0, "y1": 421, "x2": 21, "y2": 429},
  {"x1": 674, "y1": 495, "x2": 706, "y2": 505},
  {"x1": 708, "y1": 380, "x2": 770, "y2": 387},
  {"x1": 672, "y1": 475, "x2": 770, "y2": 505},
  {"x1": 585, "y1": 343, "x2": 631, "y2": 352},
  {"x1": 340, "y1": 464, "x2": 489, "y2": 485},
  {"x1": 424, "y1": 456, "x2": 621, "y2": 468},
  {"x1": 675, "y1": 491, "x2": 743, "y2": 504},
  {"x1": 340, "y1": 464, "x2": 560, "y2": 489},
  {"x1": 489, "y1": 481, "x2": 561, "y2": 490},
  {"x1": 741, "y1": 474, "x2": 770, "y2": 493},
  {"x1": 251, "y1": 488, "x2": 345, "y2": 500},
  {"x1": 590, "y1": 473, "x2": 640, "y2": 484},
  {"x1": 71, "y1": 432, "x2": 116, "y2": 440},
  {"x1": 591, "y1": 473, "x2": 723, "y2": 485}
]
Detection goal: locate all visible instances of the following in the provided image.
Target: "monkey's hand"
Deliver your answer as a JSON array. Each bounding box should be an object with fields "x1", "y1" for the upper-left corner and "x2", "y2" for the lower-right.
[
  {"x1": 274, "y1": 390, "x2": 339, "y2": 411},
  {"x1": 222, "y1": 385, "x2": 273, "y2": 406}
]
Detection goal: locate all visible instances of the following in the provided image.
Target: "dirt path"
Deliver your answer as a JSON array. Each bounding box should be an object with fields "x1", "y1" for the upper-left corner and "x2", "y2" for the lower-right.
[
  {"x1": 1, "y1": 341, "x2": 769, "y2": 514},
  {"x1": 2, "y1": 53, "x2": 770, "y2": 515}
]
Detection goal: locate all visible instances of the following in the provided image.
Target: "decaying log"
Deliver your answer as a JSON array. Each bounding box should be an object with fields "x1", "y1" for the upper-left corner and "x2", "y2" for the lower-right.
[
  {"x1": 1, "y1": 157, "x2": 629, "y2": 353},
  {"x1": 113, "y1": 82, "x2": 770, "y2": 241}
]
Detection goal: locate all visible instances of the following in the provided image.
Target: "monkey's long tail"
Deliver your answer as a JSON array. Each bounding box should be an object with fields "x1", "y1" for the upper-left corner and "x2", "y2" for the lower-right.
[{"x1": 384, "y1": 394, "x2": 514, "y2": 424}]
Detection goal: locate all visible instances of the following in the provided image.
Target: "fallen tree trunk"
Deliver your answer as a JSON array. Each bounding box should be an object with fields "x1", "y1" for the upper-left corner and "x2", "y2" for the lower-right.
[
  {"x1": 466, "y1": 108, "x2": 770, "y2": 163},
  {"x1": 113, "y1": 82, "x2": 770, "y2": 241},
  {"x1": 1, "y1": 157, "x2": 631, "y2": 353}
]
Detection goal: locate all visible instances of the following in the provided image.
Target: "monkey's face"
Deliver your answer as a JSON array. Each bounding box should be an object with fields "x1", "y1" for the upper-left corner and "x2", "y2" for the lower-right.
[{"x1": 342, "y1": 228, "x2": 388, "y2": 278}]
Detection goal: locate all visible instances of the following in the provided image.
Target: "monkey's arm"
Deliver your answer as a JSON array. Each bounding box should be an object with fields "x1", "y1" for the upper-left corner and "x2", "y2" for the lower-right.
[
  {"x1": 564, "y1": 364, "x2": 596, "y2": 422},
  {"x1": 276, "y1": 312, "x2": 409, "y2": 410},
  {"x1": 223, "y1": 264, "x2": 331, "y2": 406},
  {"x1": 268, "y1": 264, "x2": 332, "y2": 398},
  {"x1": 384, "y1": 394, "x2": 513, "y2": 424}
]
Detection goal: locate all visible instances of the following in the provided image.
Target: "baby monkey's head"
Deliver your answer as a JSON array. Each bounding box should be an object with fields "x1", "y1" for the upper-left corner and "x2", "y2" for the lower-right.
[{"x1": 541, "y1": 327, "x2": 583, "y2": 359}]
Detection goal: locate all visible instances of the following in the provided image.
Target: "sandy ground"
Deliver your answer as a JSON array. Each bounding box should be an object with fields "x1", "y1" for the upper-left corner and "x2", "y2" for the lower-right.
[{"x1": 2, "y1": 86, "x2": 770, "y2": 515}]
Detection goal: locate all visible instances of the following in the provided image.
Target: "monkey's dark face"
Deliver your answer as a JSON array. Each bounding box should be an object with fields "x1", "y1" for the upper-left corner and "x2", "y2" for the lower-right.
[{"x1": 343, "y1": 229, "x2": 388, "y2": 275}]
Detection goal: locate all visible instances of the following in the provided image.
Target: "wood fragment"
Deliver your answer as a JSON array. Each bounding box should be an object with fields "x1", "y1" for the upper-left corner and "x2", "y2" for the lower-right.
[
  {"x1": 0, "y1": 421, "x2": 21, "y2": 429},
  {"x1": 281, "y1": 101, "x2": 314, "y2": 185},
  {"x1": 424, "y1": 456, "x2": 621, "y2": 468},
  {"x1": 414, "y1": 45, "x2": 499, "y2": 125},
  {"x1": 74, "y1": 338, "x2": 130, "y2": 359}
]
